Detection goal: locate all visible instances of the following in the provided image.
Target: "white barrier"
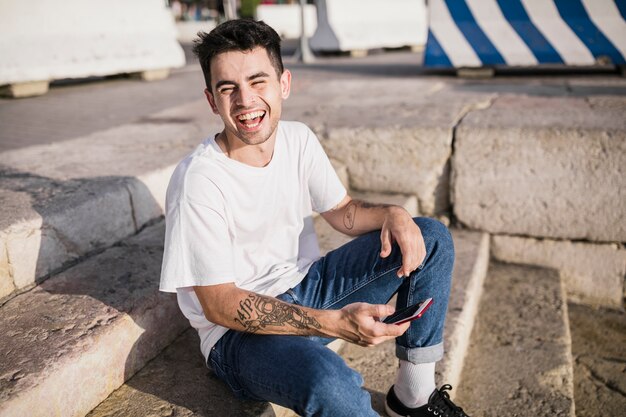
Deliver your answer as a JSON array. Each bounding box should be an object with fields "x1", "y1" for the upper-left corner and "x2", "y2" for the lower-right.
[
  {"x1": 309, "y1": 0, "x2": 427, "y2": 52},
  {"x1": 255, "y1": 4, "x2": 317, "y2": 39},
  {"x1": 0, "y1": 0, "x2": 185, "y2": 95}
]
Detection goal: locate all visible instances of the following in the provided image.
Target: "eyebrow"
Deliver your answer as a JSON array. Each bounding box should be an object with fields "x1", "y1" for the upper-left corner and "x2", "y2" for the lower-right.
[{"x1": 214, "y1": 71, "x2": 270, "y2": 90}]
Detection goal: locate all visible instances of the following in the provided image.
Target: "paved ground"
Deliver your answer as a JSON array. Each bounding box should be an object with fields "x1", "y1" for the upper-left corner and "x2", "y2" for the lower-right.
[
  {"x1": 1, "y1": 41, "x2": 624, "y2": 152},
  {"x1": 569, "y1": 302, "x2": 626, "y2": 417}
]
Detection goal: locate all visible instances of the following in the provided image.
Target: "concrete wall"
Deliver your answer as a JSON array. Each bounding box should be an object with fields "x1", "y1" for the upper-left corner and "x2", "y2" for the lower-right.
[{"x1": 0, "y1": 0, "x2": 185, "y2": 86}]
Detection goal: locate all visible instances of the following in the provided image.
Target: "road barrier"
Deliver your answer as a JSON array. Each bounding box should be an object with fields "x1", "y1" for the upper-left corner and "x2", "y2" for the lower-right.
[{"x1": 424, "y1": 0, "x2": 626, "y2": 69}]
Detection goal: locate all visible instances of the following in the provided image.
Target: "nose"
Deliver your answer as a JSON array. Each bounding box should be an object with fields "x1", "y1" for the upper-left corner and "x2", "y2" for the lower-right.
[{"x1": 235, "y1": 84, "x2": 256, "y2": 107}]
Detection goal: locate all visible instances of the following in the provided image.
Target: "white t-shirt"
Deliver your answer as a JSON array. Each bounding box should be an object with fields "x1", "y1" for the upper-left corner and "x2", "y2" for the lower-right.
[{"x1": 159, "y1": 120, "x2": 347, "y2": 361}]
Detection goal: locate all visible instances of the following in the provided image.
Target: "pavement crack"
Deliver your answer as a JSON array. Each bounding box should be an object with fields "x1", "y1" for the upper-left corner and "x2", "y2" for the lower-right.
[
  {"x1": 449, "y1": 95, "x2": 497, "y2": 225},
  {"x1": 577, "y1": 357, "x2": 626, "y2": 398}
]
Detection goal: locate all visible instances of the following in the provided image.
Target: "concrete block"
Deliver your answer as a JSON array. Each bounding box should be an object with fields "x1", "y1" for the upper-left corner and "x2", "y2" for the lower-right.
[
  {"x1": 255, "y1": 4, "x2": 317, "y2": 39},
  {"x1": 453, "y1": 95, "x2": 626, "y2": 242},
  {"x1": 456, "y1": 262, "x2": 575, "y2": 415},
  {"x1": 310, "y1": 0, "x2": 427, "y2": 52},
  {"x1": 0, "y1": 81, "x2": 49, "y2": 98},
  {"x1": 321, "y1": 126, "x2": 451, "y2": 215},
  {"x1": 1, "y1": 180, "x2": 135, "y2": 297},
  {"x1": 492, "y1": 234, "x2": 626, "y2": 308},
  {"x1": 0, "y1": 0, "x2": 184, "y2": 86},
  {"x1": 0, "y1": 222, "x2": 189, "y2": 417}
]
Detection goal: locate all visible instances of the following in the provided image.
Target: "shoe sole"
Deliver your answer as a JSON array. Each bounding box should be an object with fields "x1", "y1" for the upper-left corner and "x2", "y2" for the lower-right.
[{"x1": 384, "y1": 402, "x2": 407, "y2": 417}]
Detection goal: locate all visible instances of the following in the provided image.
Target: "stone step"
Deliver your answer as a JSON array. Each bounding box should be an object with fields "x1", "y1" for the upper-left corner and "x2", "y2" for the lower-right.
[
  {"x1": 455, "y1": 261, "x2": 575, "y2": 416},
  {"x1": 0, "y1": 222, "x2": 189, "y2": 417},
  {"x1": 86, "y1": 225, "x2": 487, "y2": 417},
  {"x1": 0, "y1": 192, "x2": 415, "y2": 417}
]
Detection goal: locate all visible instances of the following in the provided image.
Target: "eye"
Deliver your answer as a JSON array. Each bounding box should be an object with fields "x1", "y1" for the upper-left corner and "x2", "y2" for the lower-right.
[
  {"x1": 252, "y1": 80, "x2": 266, "y2": 87},
  {"x1": 218, "y1": 86, "x2": 235, "y2": 95}
]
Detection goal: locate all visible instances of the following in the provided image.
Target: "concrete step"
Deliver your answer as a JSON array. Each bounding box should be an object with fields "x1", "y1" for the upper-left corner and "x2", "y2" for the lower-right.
[
  {"x1": 0, "y1": 222, "x2": 189, "y2": 417},
  {"x1": 455, "y1": 261, "x2": 575, "y2": 416},
  {"x1": 86, "y1": 224, "x2": 487, "y2": 417}
]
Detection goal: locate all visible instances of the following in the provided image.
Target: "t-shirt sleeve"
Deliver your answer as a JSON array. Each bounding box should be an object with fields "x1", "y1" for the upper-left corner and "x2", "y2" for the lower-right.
[
  {"x1": 303, "y1": 127, "x2": 347, "y2": 213},
  {"x1": 159, "y1": 173, "x2": 236, "y2": 292}
]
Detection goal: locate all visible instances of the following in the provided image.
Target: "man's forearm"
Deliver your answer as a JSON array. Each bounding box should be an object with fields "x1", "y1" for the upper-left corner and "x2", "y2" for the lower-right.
[
  {"x1": 194, "y1": 284, "x2": 337, "y2": 337},
  {"x1": 194, "y1": 283, "x2": 408, "y2": 346},
  {"x1": 323, "y1": 197, "x2": 405, "y2": 237}
]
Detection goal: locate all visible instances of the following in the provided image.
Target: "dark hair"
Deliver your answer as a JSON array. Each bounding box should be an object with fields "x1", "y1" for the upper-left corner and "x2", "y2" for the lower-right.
[{"x1": 193, "y1": 19, "x2": 284, "y2": 90}]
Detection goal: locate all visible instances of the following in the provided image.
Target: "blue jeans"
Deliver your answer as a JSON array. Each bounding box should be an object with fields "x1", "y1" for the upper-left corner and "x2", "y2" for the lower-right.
[{"x1": 208, "y1": 217, "x2": 455, "y2": 417}]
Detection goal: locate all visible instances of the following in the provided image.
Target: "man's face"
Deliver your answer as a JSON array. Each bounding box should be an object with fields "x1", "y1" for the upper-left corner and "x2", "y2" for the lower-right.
[{"x1": 205, "y1": 47, "x2": 291, "y2": 146}]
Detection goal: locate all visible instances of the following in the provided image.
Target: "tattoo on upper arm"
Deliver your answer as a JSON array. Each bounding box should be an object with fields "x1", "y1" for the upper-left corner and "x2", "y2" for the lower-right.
[
  {"x1": 343, "y1": 201, "x2": 357, "y2": 230},
  {"x1": 234, "y1": 293, "x2": 321, "y2": 333}
]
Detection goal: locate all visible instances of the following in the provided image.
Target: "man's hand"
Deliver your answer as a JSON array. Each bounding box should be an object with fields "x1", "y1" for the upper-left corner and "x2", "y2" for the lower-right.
[
  {"x1": 379, "y1": 207, "x2": 426, "y2": 278},
  {"x1": 332, "y1": 303, "x2": 410, "y2": 347}
]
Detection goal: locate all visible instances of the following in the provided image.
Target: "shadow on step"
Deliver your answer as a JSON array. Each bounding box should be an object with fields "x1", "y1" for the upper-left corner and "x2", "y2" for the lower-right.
[{"x1": 113, "y1": 329, "x2": 275, "y2": 416}]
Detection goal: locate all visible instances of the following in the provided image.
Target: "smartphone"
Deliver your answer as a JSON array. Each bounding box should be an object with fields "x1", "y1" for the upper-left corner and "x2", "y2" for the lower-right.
[{"x1": 382, "y1": 298, "x2": 433, "y2": 325}]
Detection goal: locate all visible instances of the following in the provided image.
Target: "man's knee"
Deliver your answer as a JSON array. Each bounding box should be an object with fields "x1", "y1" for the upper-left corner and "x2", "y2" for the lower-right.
[{"x1": 413, "y1": 217, "x2": 455, "y2": 268}]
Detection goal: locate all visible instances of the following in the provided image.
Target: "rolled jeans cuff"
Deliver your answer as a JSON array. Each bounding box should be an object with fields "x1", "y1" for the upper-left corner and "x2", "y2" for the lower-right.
[{"x1": 396, "y1": 342, "x2": 444, "y2": 364}]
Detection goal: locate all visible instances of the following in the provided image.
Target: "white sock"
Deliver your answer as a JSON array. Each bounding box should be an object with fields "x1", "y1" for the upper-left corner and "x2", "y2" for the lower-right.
[{"x1": 393, "y1": 360, "x2": 436, "y2": 408}]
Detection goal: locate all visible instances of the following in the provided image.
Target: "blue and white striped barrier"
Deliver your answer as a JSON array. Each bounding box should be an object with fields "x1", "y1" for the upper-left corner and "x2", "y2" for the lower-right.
[{"x1": 424, "y1": 0, "x2": 626, "y2": 68}]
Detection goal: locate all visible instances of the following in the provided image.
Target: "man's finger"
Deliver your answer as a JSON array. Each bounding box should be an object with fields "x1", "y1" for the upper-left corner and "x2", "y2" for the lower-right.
[
  {"x1": 380, "y1": 228, "x2": 392, "y2": 258},
  {"x1": 365, "y1": 303, "x2": 395, "y2": 317}
]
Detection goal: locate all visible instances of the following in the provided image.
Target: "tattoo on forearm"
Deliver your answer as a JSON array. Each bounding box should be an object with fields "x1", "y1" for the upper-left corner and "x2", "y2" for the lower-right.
[
  {"x1": 234, "y1": 293, "x2": 321, "y2": 333},
  {"x1": 343, "y1": 201, "x2": 357, "y2": 230},
  {"x1": 342, "y1": 200, "x2": 393, "y2": 230}
]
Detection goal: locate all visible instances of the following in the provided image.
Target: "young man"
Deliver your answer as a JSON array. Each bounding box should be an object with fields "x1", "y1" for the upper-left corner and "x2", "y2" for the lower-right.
[{"x1": 160, "y1": 19, "x2": 470, "y2": 417}]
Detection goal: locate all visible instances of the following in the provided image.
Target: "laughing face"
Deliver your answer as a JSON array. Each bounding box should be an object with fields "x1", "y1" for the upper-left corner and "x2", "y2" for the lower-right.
[{"x1": 205, "y1": 47, "x2": 291, "y2": 148}]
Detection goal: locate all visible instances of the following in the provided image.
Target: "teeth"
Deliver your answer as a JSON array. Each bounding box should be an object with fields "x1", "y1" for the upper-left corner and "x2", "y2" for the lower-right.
[{"x1": 238, "y1": 111, "x2": 265, "y2": 121}]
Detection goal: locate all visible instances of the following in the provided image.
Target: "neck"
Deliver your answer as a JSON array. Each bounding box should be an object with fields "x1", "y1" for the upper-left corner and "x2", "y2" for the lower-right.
[{"x1": 217, "y1": 131, "x2": 276, "y2": 168}]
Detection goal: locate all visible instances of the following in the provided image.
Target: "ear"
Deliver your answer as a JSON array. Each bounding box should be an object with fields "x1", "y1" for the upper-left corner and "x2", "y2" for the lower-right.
[
  {"x1": 204, "y1": 88, "x2": 219, "y2": 114},
  {"x1": 280, "y1": 70, "x2": 292, "y2": 100}
]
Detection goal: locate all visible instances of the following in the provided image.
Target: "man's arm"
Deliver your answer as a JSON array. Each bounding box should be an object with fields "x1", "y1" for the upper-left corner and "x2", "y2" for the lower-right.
[
  {"x1": 321, "y1": 195, "x2": 426, "y2": 278},
  {"x1": 193, "y1": 283, "x2": 409, "y2": 347}
]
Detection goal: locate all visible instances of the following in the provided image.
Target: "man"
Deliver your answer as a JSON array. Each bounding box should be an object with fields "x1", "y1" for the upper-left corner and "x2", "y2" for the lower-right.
[{"x1": 160, "y1": 19, "x2": 470, "y2": 417}]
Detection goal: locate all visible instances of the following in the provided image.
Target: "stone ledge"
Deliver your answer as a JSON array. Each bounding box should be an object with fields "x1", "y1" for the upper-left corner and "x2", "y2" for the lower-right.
[
  {"x1": 452, "y1": 94, "x2": 626, "y2": 243},
  {"x1": 0, "y1": 222, "x2": 189, "y2": 417},
  {"x1": 492, "y1": 234, "x2": 626, "y2": 308},
  {"x1": 455, "y1": 262, "x2": 575, "y2": 416}
]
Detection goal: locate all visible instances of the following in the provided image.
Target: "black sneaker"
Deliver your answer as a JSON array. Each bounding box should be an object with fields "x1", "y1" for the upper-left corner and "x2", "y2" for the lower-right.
[{"x1": 385, "y1": 384, "x2": 470, "y2": 417}]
